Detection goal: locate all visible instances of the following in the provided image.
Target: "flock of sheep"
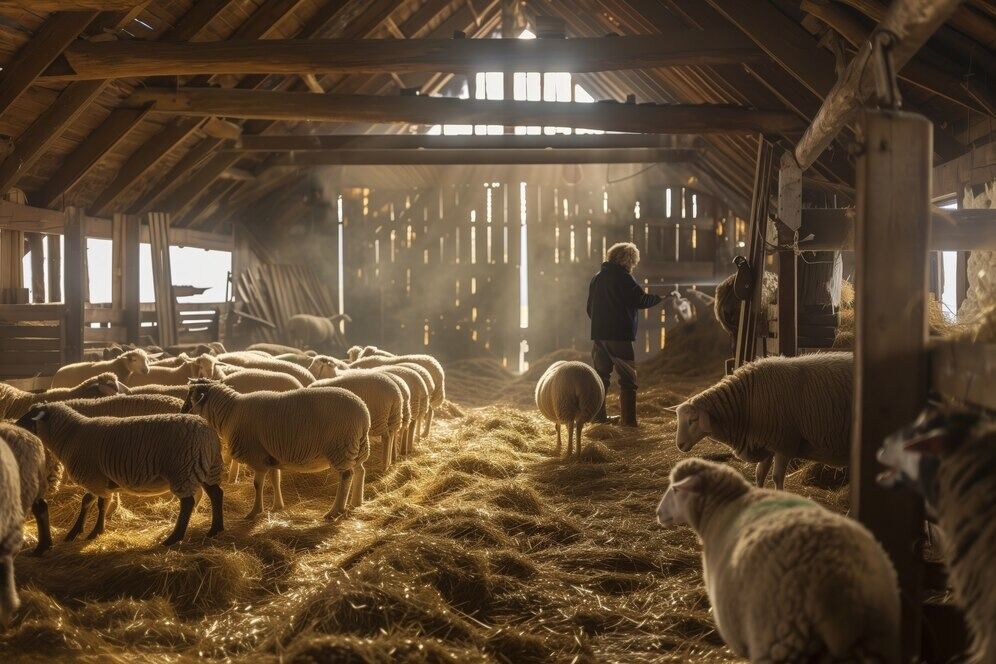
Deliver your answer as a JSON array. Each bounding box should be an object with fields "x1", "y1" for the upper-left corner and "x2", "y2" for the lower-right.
[
  {"x1": 0, "y1": 340, "x2": 444, "y2": 628},
  {"x1": 534, "y1": 353, "x2": 994, "y2": 663}
]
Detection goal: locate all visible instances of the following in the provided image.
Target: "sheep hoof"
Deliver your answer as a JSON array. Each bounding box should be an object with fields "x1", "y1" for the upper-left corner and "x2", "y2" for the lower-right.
[
  {"x1": 160, "y1": 535, "x2": 183, "y2": 547},
  {"x1": 323, "y1": 509, "x2": 345, "y2": 521},
  {"x1": 84, "y1": 529, "x2": 103, "y2": 541},
  {"x1": 31, "y1": 541, "x2": 52, "y2": 556},
  {"x1": 243, "y1": 510, "x2": 262, "y2": 521},
  {"x1": 271, "y1": 502, "x2": 285, "y2": 512},
  {"x1": 206, "y1": 527, "x2": 224, "y2": 538},
  {"x1": 64, "y1": 530, "x2": 81, "y2": 543}
]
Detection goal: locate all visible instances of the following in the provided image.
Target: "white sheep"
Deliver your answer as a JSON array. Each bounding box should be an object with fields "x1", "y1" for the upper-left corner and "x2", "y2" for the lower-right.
[
  {"x1": 285, "y1": 313, "x2": 350, "y2": 351},
  {"x1": 349, "y1": 354, "x2": 444, "y2": 435},
  {"x1": 312, "y1": 370, "x2": 404, "y2": 469},
  {"x1": 183, "y1": 380, "x2": 370, "y2": 520},
  {"x1": 1, "y1": 372, "x2": 122, "y2": 419},
  {"x1": 124, "y1": 355, "x2": 201, "y2": 387},
  {"x1": 246, "y1": 342, "x2": 309, "y2": 356},
  {"x1": 534, "y1": 360, "x2": 604, "y2": 457},
  {"x1": 307, "y1": 355, "x2": 341, "y2": 380},
  {"x1": 0, "y1": 436, "x2": 23, "y2": 627},
  {"x1": 377, "y1": 370, "x2": 412, "y2": 460},
  {"x1": 16, "y1": 403, "x2": 224, "y2": 546},
  {"x1": 346, "y1": 345, "x2": 393, "y2": 362},
  {"x1": 50, "y1": 349, "x2": 151, "y2": 388},
  {"x1": 122, "y1": 384, "x2": 190, "y2": 399},
  {"x1": 675, "y1": 352, "x2": 852, "y2": 490},
  {"x1": 0, "y1": 423, "x2": 51, "y2": 557},
  {"x1": 657, "y1": 458, "x2": 900, "y2": 662},
  {"x1": 375, "y1": 365, "x2": 427, "y2": 457},
  {"x1": 208, "y1": 352, "x2": 315, "y2": 385},
  {"x1": 877, "y1": 407, "x2": 996, "y2": 662}
]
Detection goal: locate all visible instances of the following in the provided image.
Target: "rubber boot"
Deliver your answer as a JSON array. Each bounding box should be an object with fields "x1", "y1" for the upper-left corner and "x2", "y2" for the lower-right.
[
  {"x1": 620, "y1": 388, "x2": 638, "y2": 428},
  {"x1": 591, "y1": 400, "x2": 620, "y2": 425}
]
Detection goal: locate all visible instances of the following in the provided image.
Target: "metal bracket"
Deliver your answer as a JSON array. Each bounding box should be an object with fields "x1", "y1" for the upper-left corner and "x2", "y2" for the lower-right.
[{"x1": 872, "y1": 30, "x2": 903, "y2": 110}]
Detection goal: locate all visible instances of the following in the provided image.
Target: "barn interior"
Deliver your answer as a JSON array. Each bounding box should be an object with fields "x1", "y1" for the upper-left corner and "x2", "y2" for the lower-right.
[{"x1": 0, "y1": 0, "x2": 994, "y2": 662}]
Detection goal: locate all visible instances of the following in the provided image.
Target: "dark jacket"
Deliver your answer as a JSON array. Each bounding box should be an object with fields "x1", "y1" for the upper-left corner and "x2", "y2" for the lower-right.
[{"x1": 587, "y1": 262, "x2": 662, "y2": 341}]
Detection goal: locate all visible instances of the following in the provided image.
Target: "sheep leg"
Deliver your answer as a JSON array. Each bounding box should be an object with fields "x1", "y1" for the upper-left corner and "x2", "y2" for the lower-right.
[
  {"x1": 555, "y1": 424, "x2": 562, "y2": 455},
  {"x1": 408, "y1": 418, "x2": 418, "y2": 452},
  {"x1": 0, "y1": 554, "x2": 18, "y2": 628},
  {"x1": 227, "y1": 460, "x2": 241, "y2": 483},
  {"x1": 381, "y1": 434, "x2": 393, "y2": 469},
  {"x1": 105, "y1": 492, "x2": 119, "y2": 521},
  {"x1": 349, "y1": 463, "x2": 366, "y2": 508},
  {"x1": 30, "y1": 499, "x2": 52, "y2": 556},
  {"x1": 65, "y1": 492, "x2": 95, "y2": 542},
  {"x1": 85, "y1": 496, "x2": 108, "y2": 540},
  {"x1": 754, "y1": 456, "x2": 773, "y2": 488},
  {"x1": 325, "y1": 468, "x2": 354, "y2": 519},
  {"x1": 269, "y1": 469, "x2": 285, "y2": 511},
  {"x1": 423, "y1": 407, "x2": 434, "y2": 437},
  {"x1": 162, "y1": 495, "x2": 195, "y2": 546},
  {"x1": 575, "y1": 422, "x2": 584, "y2": 457},
  {"x1": 203, "y1": 483, "x2": 225, "y2": 537},
  {"x1": 566, "y1": 423, "x2": 575, "y2": 458},
  {"x1": 246, "y1": 470, "x2": 266, "y2": 520},
  {"x1": 772, "y1": 453, "x2": 790, "y2": 491}
]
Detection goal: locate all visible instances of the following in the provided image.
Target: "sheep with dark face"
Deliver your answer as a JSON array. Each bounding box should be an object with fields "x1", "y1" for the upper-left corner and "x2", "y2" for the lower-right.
[
  {"x1": 878, "y1": 406, "x2": 996, "y2": 663},
  {"x1": 658, "y1": 458, "x2": 900, "y2": 662},
  {"x1": 675, "y1": 352, "x2": 852, "y2": 490}
]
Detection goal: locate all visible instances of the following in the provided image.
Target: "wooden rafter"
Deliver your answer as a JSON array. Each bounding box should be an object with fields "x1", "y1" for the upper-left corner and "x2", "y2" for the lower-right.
[
  {"x1": 0, "y1": 1, "x2": 141, "y2": 8},
  {"x1": 0, "y1": 11, "x2": 96, "y2": 120},
  {"x1": 233, "y1": 133, "x2": 702, "y2": 151},
  {"x1": 264, "y1": 147, "x2": 701, "y2": 166}
]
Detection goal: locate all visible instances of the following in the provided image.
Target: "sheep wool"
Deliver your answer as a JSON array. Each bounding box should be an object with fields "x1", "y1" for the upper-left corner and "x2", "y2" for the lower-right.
[
  {"x1": 534, "y1": 360, "x2": 604, "y2": 457},
  {"x1": 0, "y1": 423, "x2": 51, "y2": 556},
  {"x1": 17, "y1": 403, "x2": 224, "y2": 546},
  {"x1": 220, "y1": 368, "x2": 304, "y2": 394},
  {"x1": 50, "y1": 349, "x2": 151, "y2": 389},
  {"x1": 312, "y1": 370, "x2": 404, "y2": 468},
  {"x1": 676, "y1": 352, "x2": 852, "y2": 490},
  {"x1": 657, "y1": 458, "x2": 900, "y2": 662},
  {"x1": 350, "y1": 354, "x2": 444, "y2": 435},
  {"x1": 213, "y1": 352, "x2": 315, "y2": 386},
  {"x1": 375, "y1": 365, "x2": 427, "y2": 456},
  {"x1": 123, "y1": 384, "x2": 191, "y2": 399},
  {"x1": 124, "y1": 356, "x2": 201, "y2": 387},
  {"x1": 184, "y1": 381, "x2": 370, "y2": 520},
  {"x1": 0, "y1": 437, "x2": 23, "y2": 627},
  {"x1": 246, "y1": 342, "x2": 308, "y2": 356},
  {"x1": 376, "y1": 370, "x2": 412, "y2": 458},
  {"x1": 1, "y1": 372, "x2": 121, "y2": 419},
  {"x1": 285, "y1": 314, "x2": 346, "y2": 350}
]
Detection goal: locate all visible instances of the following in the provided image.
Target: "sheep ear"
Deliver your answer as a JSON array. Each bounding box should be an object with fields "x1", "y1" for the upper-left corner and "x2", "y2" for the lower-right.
[
  {"x1": 671, "y1": 474, "x2": 703, "y2": 494},
  {"x1": 31, "y1": 408, "x2": 48, "y2": 421},
  {"x1": 904, "y1": 431, "x2": 949, "y2": 455}
]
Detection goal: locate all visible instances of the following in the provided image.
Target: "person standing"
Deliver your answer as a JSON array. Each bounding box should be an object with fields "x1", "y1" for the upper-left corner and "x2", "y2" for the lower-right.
[{"x1": 586, "y1": 242, "x2": 662, "y2": 427}]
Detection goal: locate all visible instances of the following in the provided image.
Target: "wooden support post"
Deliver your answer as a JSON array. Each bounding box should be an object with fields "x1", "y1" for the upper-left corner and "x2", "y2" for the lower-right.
[
  {"x1": 777, "y1": 153, "x2": 800, "y2": 357},
  {"x1": 955, "y1": 251, "x2": 968, "y2": 312},
  {"x1": 851, "y1": 109, "x2": 929, "y2": 661},
  {"x1": 64, "y1": 207, "x2": 85, "y2": 363},
  {"x1": 47, "y1": 233, "x2": 62, "y2": 302},
  {"x1": 27, "y1": 232, "x2": 45, "y2": 303},
  {"x1": 112, "y1": 213, "x2": 141, "y2": 343},
  {"x1": 148, "y1": 212, "x2": 177, "y2": 347}
]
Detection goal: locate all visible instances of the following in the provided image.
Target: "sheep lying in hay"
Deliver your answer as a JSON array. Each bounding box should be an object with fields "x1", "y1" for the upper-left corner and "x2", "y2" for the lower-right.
[
  {"x1": 50, "y1": 349, "x2": 151, "y2": 389},
  {"x1": 16, "y1": 403, "x2": 224, "y2": 546},
  {"x1": 534, "y1": 361, "x2": 604, "y2": 458},
  {"x1": 878, "y1": 406, "x2": 996, "y2": 662},
  {"x1": 675, "y1": 352, "x2": 852, "y2": 490},
  {"x1": 0, "y1": 373, "x2": 122, "y2": 420},
  {"x1": 657, "y1": 458, "x2": 900, "y2": 662}
]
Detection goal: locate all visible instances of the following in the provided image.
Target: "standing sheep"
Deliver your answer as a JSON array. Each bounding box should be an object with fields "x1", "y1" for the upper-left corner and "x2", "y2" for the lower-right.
[
  {"x1": 123, "y1": 384, "x2": 190, "y2": 399},
  {"x1": 0, "y1": 423, "x2": 51, "y2": 556},
  {"x1": 209, "y1": 352, "x2": 315, "y2": 385},
  {"x1": 0, "y1": 436, "x2": 23, "y2": 627},
  {"x1": 246, "y1": 342, "x2": 309, "y2": 356},
  {"x1": 657, "y1": 458, "x2": 900, "y2": 662},
  {"x1": 312, "y1": 370, "x2": 404, "y2": 469},
  {"x1": 350, "y1": 354, "x2": 444, "y2": 436},
  {"x1": 376, "y1": 365, "x2": 428, "y2": 456},
  {"x1": 50, "y1": 349, "x2": 151, "y2": 389},
  {"x1": 347, "y1": 345, "x2": 394, "y2": 362},
  {"x1": 285, "y1": 313, "x2": 350, "y2": 351},
  {"x1": 183, "y1": 380, "x2": 370, "y2": 520},
  {"x1": 16, "y1": 404, "x2": 224, "y2": 546},
  {"x1": 675, "y1": 352, "x2": 852, "y2": 490},
  {"x1": 1, "y1": 372, "x2": 122, "y2": 419},
  {"x1": 878, "y1": 407, "x2": 996, "y2": 662},
  {"x1": 124, "y1": 355, "x2": 201, "y2": 387},
  {"x1": 534, "y1": 361, "x2": 604, "y2": 457}
]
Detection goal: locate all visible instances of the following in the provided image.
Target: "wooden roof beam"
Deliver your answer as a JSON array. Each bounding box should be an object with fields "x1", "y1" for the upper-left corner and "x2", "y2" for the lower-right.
[
  {"x1": 129, "y1": 88, "x2": 806, "y2": 134},
  {"x1": 43, "y1": 34, "x2": 765, "y2": 80},
  {"x1": 795, "y1": 0, "x2": 962, "y2": 169},
  {"x1": 261, "y1": 147, "x2": 702, "y2": 166},
  {"x1": 0, "y1": 11, "x2": 97, "y2": 120},
  {"x1": 233, "y1": 133, "x2": 703, "y2": 151},
  {"x1": 0, "y1": 2, "x2": 142, "y2": 8}
]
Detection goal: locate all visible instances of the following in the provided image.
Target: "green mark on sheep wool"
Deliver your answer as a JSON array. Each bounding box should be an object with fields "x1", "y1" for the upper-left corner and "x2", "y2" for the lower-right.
[{"x1": 734, "y1": 496, "x2": 820, "y2": 530}]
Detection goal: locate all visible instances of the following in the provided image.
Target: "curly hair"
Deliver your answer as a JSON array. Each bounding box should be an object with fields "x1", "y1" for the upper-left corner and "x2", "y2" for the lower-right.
[{"x1": 605, "y1": 242, "x2": 640, "y2": 271}]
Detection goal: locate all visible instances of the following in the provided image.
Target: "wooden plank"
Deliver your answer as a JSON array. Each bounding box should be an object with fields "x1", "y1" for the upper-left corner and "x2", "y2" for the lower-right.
[
  {"x1": 48, "y1": 34, "x2": 764, "y2": 80},
  {"x1": 265, "y1": 147, "x2": 701, "y2": 166},
  {"x1": 932, "y1": 138, "x2": 996, "y2": 197},
  {"x1": 131, "y1": 88, "x2": 806, "y2": 134},
  {"x1": 777, "y1": 152, "x2": 800, "y2": 357},
  {"x1": 126, "y1": 137, "x2": 221, "y2": 215},
  {"x1": 0, "y1": 350, "x2": 63, "y2": 365},
  {"x1": 0, "y1": 324, "x2": 62, "y2": 338},
  {"x1": 0, "y1": 200, "x2": 66, "y2": 234},
  {"x1": 798, "y1": 208, "x2": 996, "y2": 251},
  {"x1": 930, "y1": 342, "x2": 996, "y2": 411},
  {"x1": 26, "y1": 232, "x2": 45, "y2": 303},
  {"x1": 794, "y1": 0, "x2": 961, "y2": 169},
  {"x1": 83, "y1": 326, "x2": 128, "y2": 343},
  {"x1": 0, "y1": 11, "x2": 97, "y2": 120},
  {"x1": 0, "y1": 336, "x2": 61, "y2": 350},
  {"x1": 46, "y1": 234, "x2": 61, "y2": 302},
  {"x1": 63, "y1": 207, "x2": 84, "y2": 362},
  {"x1": 122, "y1": 214, "x2": 140, "y2": 342},
  {"x1": 235, "y1": 133, "x2": 701, "y2": 151},
  {"x1": 0, "y1": 364, "x2": 64, "y2": 378},
  {"x1": 0, "y1": 1, "x2": 141, "y2": 8},
  {"x1": 147, "y1": 212, "x2": 177, "y2": 347},
  {"x1": 851, "y1": 109, "x2": 928, "y2": 661}
]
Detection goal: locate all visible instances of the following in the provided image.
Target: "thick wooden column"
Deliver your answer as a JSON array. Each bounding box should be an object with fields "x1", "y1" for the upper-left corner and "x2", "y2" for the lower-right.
[
  {"x1": 47, "y1": 233, "x2": 62, "y2": 302},
  {"x1": 776, "y1": 153, "x2": 800, "y2": 357},
  {"x1": 851, "y1": 109, "x2": 929, "y2": 661},
  {"x1": 113, "y1": 213, "x2": 141, "y2": 343},
  {"x1": 27, "y1": 233, "x2": 46, "y2": 303},
  {"x1": 64, "y1": 207, "x2": 85, "y2": 363}
]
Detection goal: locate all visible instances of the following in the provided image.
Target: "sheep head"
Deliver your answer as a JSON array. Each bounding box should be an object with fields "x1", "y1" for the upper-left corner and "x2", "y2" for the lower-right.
[
  {"x1": 16, "y1": 404, "x2": 50, "y2": 435},
  {"x1": 194, "y1": 355, "x2": 222, "y2": 379},
  {"x1": 656, "y1": 473, "x2": 703, "y2": 527},
  {"x1": 309, "y1": 356, "x2": 338, "y2": 380},
  {"x1": 347, "y1": 346, "x2": 364, "y2": 362},
  {"x1": 94, "y1": 373, "x2": 125, "y2": 397},
  {"x1": 675, "y1": 402, "x2": 711, "y2": 452},
  {"x1": 121, "y1": 349, "x2": 151, "y2": 375},
  {"x1": 182, "y1": 379, "x2": 215, "y2": 415},
  {"x1": 657, "y1": 458, "x2": 750, "y2": 530}
]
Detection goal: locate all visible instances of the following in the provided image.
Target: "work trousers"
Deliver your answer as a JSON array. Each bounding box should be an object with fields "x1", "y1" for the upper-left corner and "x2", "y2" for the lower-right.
[{"x1": 591, "y1": 340, "x2": 638, "y2": 393}]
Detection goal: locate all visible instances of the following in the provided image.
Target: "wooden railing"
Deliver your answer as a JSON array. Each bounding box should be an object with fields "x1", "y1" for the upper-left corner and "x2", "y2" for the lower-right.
[{"x1": 0, "y1": 303, "x2": 65, "y2": 380}]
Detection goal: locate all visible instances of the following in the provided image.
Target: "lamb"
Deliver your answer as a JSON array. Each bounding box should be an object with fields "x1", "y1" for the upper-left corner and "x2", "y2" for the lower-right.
[
  {"x1": 0, "y1": 436, "x2": 23, "y2": 627},
  {"x1": 534, "y1": 360, "x2": 604, "y2": 457},
  {"x1": 124, "y1": 355, "x2": 201, "y2": 387},
  {"x1": 285, "y1": 313, "x2": 349, "y2": 350},
  {"x1": 182, "y1": 380, "x2": 369, "y2": 519},
  {"x1": 349, "y1": 354, "x2": 444, "y2": 436},
  {"x1": 675, "y1": 352, "x2": 852, "y2": 490},
  {"x1": 878, "y1": 406, "x2": 996, "y2": 662},
  {"x1": 0, "y1": 423, "x2": 51, "y2": 556},
  {"x1": 50, "y1": 349, "x2": 151, "y2": 388},
  {"x1": 1, "y1": 372, "x2": 122, "y2": 419},
  {"x1": 16, "y1": 403, "x2": 224, "y2": 546},
  {"x1": 209, "y1": 352, "x2": 315, "y2": 385},
  {"x1": 312, "y1": 370, "x2": 403, "y2": 469},
  {"x1": 657, "y1": 458, "x2": 900, "y2": 662}
]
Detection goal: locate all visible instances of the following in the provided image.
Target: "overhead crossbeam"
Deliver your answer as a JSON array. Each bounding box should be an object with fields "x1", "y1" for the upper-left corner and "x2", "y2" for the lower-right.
[{"x1": 260, "y1": 147, "x2": 701, "y2": 166}]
